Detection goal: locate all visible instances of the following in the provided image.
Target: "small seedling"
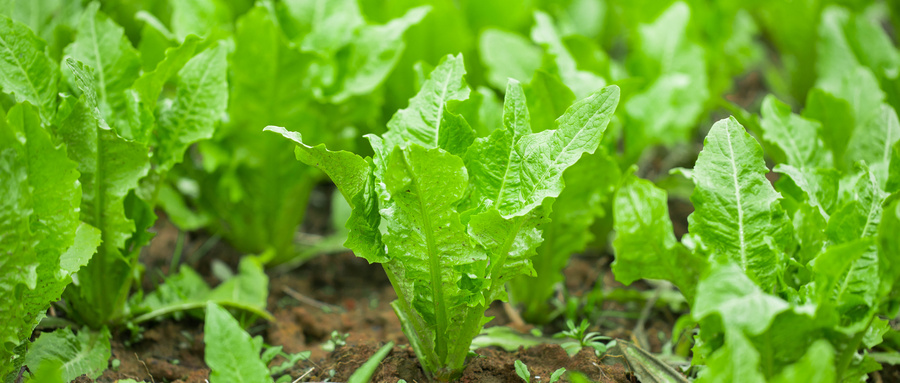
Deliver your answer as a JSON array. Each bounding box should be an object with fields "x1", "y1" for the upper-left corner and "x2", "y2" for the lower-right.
[
  {"x1": 321, "y1": 331, "x2": 349, "y2": 352},
  {"x1": 515, "y1": 360, "x2": 566, "y2": 383},
  {"x1": 515, "y1": 360, "x2": 531, "y2": 383},
  {"x1": 556, "y1": 319, "x2": 610, "y2": 356}
]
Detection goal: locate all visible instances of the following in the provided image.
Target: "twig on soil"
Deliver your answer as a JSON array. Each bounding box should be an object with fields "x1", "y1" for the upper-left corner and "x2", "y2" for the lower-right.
[
  {"x1": 135, "y1": 352, "x2": 155, "y2": 383},
  {"x1": 282, "y1": 286, "x2": 345, "y2": 313},
  {"x1": 293, "y1": 367, "x2": 314, "y2": 382}
]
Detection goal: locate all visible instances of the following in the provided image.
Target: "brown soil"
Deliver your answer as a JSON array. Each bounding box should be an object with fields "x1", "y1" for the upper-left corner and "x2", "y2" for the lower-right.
[{"x1": 308, "y1": 343, "x2": 633, "y2": 383}]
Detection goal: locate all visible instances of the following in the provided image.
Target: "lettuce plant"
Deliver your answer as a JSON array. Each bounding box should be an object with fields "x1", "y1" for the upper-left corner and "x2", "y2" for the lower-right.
[
  {"x1": 0, "y1": 0, "x2": 229, "y2": 333},
  {"x1": 162, "y1": 2, "x2": 429, "y2": 265},
  {"x1": 612, "y1": 107, "x2": 899, "y2": 380},
  {"x1": 268, "y1": 54, "x2": 619, "y2": 380}
]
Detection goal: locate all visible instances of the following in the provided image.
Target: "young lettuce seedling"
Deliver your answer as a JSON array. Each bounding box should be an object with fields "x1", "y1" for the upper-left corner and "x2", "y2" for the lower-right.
[{"x1": 267, "y1": 54, "x2": 619, "y2": 380}]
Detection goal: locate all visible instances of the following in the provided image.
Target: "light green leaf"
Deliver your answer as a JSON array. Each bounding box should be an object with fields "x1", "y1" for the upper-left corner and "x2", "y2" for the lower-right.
[
  {"x1": 63, "y1": 2, "x2": 140, "y2": 122},
  {"x1": 58, "y1": 222, "x2": 101, "y2": 275},
  {"x1": 692, "y1": 264, "x2": 793, "y2": 336},
  {"x1": 826, "y1": 168, "x2": 887, "y2": 309},
  {"x1": 289, "y1": 0, "x2": 365, "y2": 53},
  {"x1": 612, "y1": 174, "x2": 707, "y2": 302},
  {"x1": 132, "y1": 35, "x2": 201, "y2": 111},
  {"x1": 773, "y1": 165, "x2": 839, "y2": 220},
  {"x1": 0, "y1": 103, "x2": 85, "y2": 372},
  {"x1": 688, "y1": 117, "x2": 792, "y2": 291},
  {"x1": 169, "y1": 0, "x2": 231, "y2": 40},
  {"x1": 492, "y1": 85, "x2": 619, "y2": 217},
  {"x1": 878, "y1": 201, "x2": 900, "y2": 296},
  {"x1": 204, "y1": 302, "x2": 274, "y2": 383},
  {"x1": 156, "y1": 43, "x2": 228, "y2": 172},
  {"x1": 623, "y1": 1, "x2": 708, "y2": 159},
  {"x1": 1, "y1": 0, "x2": 83, "y2": 61},
  {"x1": 531, "y1": 11, "x2": 605, "y2": 99},
  {"x1": 696, "y1": 331, "x2": 765, "y2": 383},
  {"x1": 479, "y1": 28, "x2": 542, "y2": 90},
  {"x1": 383, "y1": 54, "x2": 473, "y2": 154},
  {"x1": 845, "y1": 104, "x2": 900, "y2": 187},
  {"x1": 887, "y1": 141, "x2": 900, "y2": 193},
  {"x1": 770, "y1": 340, "x2": 836, "y2": 383},
  {"x1": 803, "y1": 88, "x2": 855, "y2": 167},
  {"x1": 514, "y1": 360, "x2": 530, "y2": 382},
  {"x1": 510, "y1": 148, "x2": 619, "y2": 321},
  {"x1": 760, "y1": 95, "x2": 829, "y2": 169},
  {"x1": 132, "y1": 256, "x2": 272, "y2": 323},
  {"x1": 524, "y1": 70, "x2": 575, "y2": 133},
  {"x1": 381, "y1": 145, "x2": 483, "y2": 358},
  {"x1": 463, "y1": 79, "x2": 532, "y2": 211},
  {"x1": 330, "y1": 6, "x2": 430, "y2": 102},
  {"x1": 0, "y1": 15, "x2": 59, "y2": 122},
  {"x1": 24, "y1": 327, "x2": 111, "y2": 382}
]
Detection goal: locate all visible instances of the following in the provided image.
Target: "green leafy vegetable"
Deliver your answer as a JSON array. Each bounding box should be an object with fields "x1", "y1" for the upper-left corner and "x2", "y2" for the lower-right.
[
  {"x1": 268, "y1": 54, "x2": 619, "y2": 380},
  {"x1": 204, "y1": 302, "x2": 273, "y2": 383},
  {"x1": 0, "y1": 102, "x2": 100, "y2": 376},
  {"x1": 23, "y1": 327, "x2": 111, "y2": 382}
]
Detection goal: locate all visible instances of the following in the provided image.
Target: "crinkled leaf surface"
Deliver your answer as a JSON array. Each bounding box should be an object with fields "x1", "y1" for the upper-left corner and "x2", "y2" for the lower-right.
[
  {"x1": 0, "y1": 15, "x2": 59, "y2": 122},
  {"x1": 0, "y1": 104, "x2": 97, "y2": 374},
  {"x1": 383, "y1": 54, "x2": 473, "y2": 154},
  {"x1": 612, "y1": 174, "x2": 707, "y2": 302},
  {"x1": 687, "y1": 117, "x2": 792, "y2": 291},
  {"x1": 63, "y1": 2, "x2": 140, "y2": 122},
  {"x1": 156, "y1": 43, "x2": 228, "y2": 172}
]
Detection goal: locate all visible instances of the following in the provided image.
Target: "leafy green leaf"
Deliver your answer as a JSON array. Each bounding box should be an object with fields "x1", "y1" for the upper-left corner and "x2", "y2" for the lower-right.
[
  {"x1": 514, "y1": 360, "x2": 530, "y2": 383},
  {"x1": 24, "y1": 327, "x2": 111, "y2": 382},
  {"x1": 63, "y1": 2, "x2": 140, "y2": 123},
  {"x1": 0, "y1": 103, "x2": 96, "y2": 374},
  {"x1": 328, "y1": 6, "x2": 430, "y2": 102},
  {"x1": 612, "y1": 174, "x2": 707, "y2": 302},
  {"x1": 531, "y1": 11, "x2": 605, "y2": 99},
  {"x1": 760, "y1": 95, "x2": 829, "y2": 169},
  {"x1": 0, "y1": 15, "x2": 60, "y2": 122},
  {"x1": 687, "y1": 117, "x2": 792, "y2": 291},
  {"x1": 844, "y1": 104, "x2": 900, "y2": 187},
  {"x1": 770, "y1": 340, "x2": 836, "y2": 383},
  {"x1": 383, "y1": 54, "x2": 473, "y2": 154},
  {"x1": 479, "y1": 28, "x2": 541, "y2": 90},
  {"x1": 155, "y1": 43, "x2": 228, "y2": 172},
  {"x1": 169, "y1": 0, "x2": 231, "y2": 40},
  {"x1": 132, "y1": 256, "x2": 272, "y2": 323},
  {"x1": 204, "y1": 302, "x2": 274, "y2": 383}
]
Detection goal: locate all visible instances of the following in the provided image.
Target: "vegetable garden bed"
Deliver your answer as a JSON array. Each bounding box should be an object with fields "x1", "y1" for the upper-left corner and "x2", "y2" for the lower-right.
[{"x1": 3, "y1": 0, "x2": 900, "y2": 382}]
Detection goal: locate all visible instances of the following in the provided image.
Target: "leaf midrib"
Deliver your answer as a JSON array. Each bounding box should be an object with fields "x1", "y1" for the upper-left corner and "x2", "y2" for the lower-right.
[
  {"x1": 430, "y1": 66, "x2": 455, "y2": 147},
  {"x1": 724, "y1": 126, "x2": 749, "y2": 270}
]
